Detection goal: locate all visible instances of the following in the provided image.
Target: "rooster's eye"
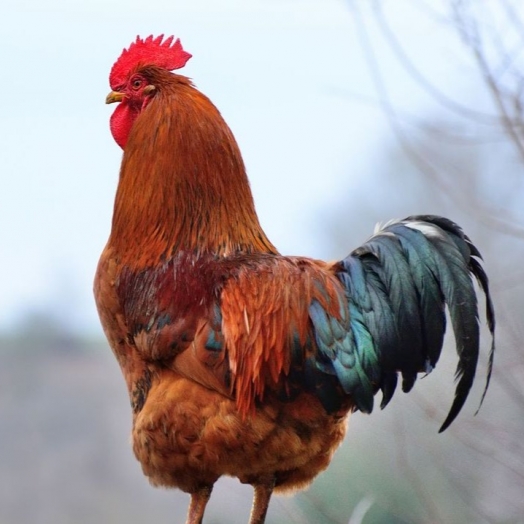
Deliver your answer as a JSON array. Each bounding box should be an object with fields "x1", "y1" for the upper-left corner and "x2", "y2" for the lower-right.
[{"x1": 132, "y1": 78, "x2": 142, "y2": 90}]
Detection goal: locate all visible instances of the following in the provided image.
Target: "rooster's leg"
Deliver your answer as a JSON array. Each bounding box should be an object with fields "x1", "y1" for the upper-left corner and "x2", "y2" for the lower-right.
[
  {"x1": 186, "y1": 485, "x2": 213, "y2": 524},
  {"x1": 248, "y1": 476, "x2": 275, "y2": 524}
]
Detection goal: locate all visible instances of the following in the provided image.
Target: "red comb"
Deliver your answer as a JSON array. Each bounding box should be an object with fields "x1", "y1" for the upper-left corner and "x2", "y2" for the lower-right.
[{"x1": 109, "y1": 35, "x2": 192, "y2": 89}]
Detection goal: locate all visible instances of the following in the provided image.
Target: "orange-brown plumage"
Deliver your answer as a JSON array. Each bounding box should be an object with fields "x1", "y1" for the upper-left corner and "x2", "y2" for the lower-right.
[
  {"x1": 95, "y1": 35, "x2": 495, "y2": 524},
  {"x1": 109, "y1": 71, "x2": 275, "y2": 263}
]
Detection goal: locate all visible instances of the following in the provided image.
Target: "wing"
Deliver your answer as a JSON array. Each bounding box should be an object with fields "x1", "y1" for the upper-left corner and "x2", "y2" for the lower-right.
[
  {"x1": 115, "y1": 254, "x2": 232, "y2": 399},
  {"x1": 116, "y1": 251, "x2": 352, "y2": 414}
]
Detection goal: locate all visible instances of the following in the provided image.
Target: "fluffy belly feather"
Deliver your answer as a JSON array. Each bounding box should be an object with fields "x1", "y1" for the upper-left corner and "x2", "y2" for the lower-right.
[{"x1": 132, "y1": 370, "x2": 349, "y2": 494}]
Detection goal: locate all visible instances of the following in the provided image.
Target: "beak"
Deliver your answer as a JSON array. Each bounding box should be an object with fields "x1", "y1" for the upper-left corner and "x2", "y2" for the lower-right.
[{"x1": 105, "y1": 91, "x2": 126, "y2": 104}]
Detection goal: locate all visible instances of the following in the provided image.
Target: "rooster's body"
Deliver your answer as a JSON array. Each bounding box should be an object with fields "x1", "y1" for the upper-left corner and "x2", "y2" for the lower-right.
[{"x1": 95, "y1": 35, "x2": 495, "y2": 524}]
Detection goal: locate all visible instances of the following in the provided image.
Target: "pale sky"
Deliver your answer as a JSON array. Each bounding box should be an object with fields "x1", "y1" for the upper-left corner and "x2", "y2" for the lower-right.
[{"x1": 0, "y1": 0, "x2": 497, "y2": 334}]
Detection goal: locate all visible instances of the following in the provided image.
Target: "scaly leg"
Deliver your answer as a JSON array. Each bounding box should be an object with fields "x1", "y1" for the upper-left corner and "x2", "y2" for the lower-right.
[
  {"x1": 186, "y1": 485, "x2": 213, "y2": 524},
  {"x1": 248, "y1": 477, "x2": 275, "y2": 524}
]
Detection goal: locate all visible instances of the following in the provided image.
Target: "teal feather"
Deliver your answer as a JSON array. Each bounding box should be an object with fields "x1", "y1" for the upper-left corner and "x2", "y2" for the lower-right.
[
  {"x1": 205, "y1": 303, "x2": 223, "y2": 352},
  {"x1": 295, "y1": 215, "x2": 493, "y2": 429},
  {"x1": 314, "y1": 215, "x2": 496, "y2": 431},
  {"x1": 406, "y1": 221, "x2": 481, "y2": 432},
  {"x1": 386, "y1": 224, "x2": 446, "y2": 368}
]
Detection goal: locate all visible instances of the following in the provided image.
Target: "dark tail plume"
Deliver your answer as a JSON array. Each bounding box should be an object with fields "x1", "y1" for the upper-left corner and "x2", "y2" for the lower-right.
[{"x1": 334, "y1": 215, "x2": 495, "y2": 431}]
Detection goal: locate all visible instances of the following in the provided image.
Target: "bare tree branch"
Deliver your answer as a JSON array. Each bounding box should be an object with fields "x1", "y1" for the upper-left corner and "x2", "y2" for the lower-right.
[
  {"x1": 451, "y1": 1, "x2": 524, "y2": 161},
  {"x1": 349, "y1": 0, "x2": 524, "y2": 238},
  {"x1": 373, "y1": 0, "x2": 517, "y2": 125}
]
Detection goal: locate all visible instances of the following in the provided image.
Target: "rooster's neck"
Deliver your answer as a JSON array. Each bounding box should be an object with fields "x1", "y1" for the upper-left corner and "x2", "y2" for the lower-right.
[{"x1": 109, "y1": 75, "x2": 277, "y2": 266}]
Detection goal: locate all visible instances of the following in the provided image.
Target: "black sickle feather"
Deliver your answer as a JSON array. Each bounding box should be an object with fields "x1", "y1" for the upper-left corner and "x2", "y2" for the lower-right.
[{"x1": 317, "y1": 215, "x2": 495, "y2": 431}]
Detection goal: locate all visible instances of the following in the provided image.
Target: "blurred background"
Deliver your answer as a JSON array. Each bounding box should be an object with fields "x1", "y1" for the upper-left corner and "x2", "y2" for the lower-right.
[{"x1": 1, "y1": 0, "x2": 523, "y2": 522}]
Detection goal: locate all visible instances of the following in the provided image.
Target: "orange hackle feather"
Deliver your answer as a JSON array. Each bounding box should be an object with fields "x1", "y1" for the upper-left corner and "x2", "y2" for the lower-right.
[{"x1": 109, "y1": 71, "x2": 276, "y2": 267}]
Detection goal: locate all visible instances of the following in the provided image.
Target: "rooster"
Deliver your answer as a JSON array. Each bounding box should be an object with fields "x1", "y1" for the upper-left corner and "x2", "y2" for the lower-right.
[{"x1": 95, "y1": 35, "x2": 495, "y2": 524}]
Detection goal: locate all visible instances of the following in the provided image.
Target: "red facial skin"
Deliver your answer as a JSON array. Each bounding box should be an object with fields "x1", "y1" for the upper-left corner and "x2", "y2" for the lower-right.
[{"x1": 108, "y1": 73, "x2": 156, "y2": 149}]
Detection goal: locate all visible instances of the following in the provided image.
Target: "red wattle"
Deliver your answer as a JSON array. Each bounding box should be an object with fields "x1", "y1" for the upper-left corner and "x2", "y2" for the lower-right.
[{"x1": 110, "y1": 102, "x2": 141, "y2": 149}]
